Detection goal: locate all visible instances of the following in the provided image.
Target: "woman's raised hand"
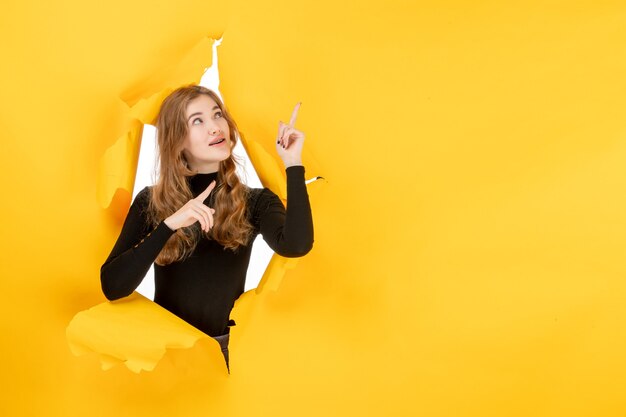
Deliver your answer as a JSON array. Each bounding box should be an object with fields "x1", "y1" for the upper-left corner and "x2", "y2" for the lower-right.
[
  {"x1": 163, "y1": 181, "x2": 216, "y2": 232},
  {"x1": 276, "y1": 102, "x2": 305, "y2": 168}
]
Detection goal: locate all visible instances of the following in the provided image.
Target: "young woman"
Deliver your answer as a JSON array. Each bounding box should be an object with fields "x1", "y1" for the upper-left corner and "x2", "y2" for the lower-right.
[{"x1": 100, "y1": 84, "x2": 314, "y2": 371}]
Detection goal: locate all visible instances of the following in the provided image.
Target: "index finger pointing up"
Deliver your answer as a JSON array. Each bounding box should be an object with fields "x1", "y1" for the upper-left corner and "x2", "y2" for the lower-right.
[
  {"x1": 195, "y1": 180, "x2": 216, "y2": 203},
  {"x1": 289, "y1": 102, "x2": 301, "y2": 127}
]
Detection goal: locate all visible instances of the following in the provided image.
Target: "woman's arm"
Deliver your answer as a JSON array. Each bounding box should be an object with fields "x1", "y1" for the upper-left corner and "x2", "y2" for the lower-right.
[
  {"x1": 257, "y1": 165, "x2": 314, "y2": 257},
  {"x1": 256, "y1": 102, "x2": 313, "y2": 256},
  {"x1": 100, "y1": 187, "x2": 175, "y2": 300}
]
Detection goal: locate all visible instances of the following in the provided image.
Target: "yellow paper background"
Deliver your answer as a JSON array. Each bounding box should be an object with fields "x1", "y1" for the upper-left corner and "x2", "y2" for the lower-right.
[{"x1": 3, "y1": 0, "x2": 626, "y2": 416}]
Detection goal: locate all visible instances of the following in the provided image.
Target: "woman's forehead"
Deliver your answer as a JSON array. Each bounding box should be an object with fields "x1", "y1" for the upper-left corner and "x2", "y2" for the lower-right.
[{"x1": 186, "y1": 94, "x2": 219, "y2": 115}]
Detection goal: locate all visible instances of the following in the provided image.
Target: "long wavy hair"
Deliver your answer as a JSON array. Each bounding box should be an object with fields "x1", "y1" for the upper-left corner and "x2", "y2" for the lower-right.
[{"x1": 147, "y1": 84, "x2": 253, "y2": 265}]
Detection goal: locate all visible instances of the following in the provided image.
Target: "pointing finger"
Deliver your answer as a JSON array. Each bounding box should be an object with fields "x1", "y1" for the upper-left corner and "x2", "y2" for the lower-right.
[
  {"x1": 289, "y1": 102, "x2": 301, "y2": 127},
  {"x1": 195, "y1": 180, "x2": 216, "y2": 202}
]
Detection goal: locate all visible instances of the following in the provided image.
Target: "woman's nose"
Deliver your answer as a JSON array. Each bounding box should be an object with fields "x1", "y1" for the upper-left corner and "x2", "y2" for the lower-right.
[{"x1": 209, "y1": 125, "x2": 221, "y2": 135}]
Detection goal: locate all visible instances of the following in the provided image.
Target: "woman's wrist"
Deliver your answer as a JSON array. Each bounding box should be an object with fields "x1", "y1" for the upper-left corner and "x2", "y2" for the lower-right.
[
  {"x1": 163, "y1": 216, "x2": 177, "y2": 231},
  {"x1": 283, "y1": 160, "x2": 303, "y2": 168}
]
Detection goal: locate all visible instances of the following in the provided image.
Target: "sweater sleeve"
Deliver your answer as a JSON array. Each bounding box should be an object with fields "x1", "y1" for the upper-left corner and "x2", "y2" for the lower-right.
[
  {"x1": 255, "y1": 165, "x2": 314, "y2": 257},
  {"x1": 100, "y1": 187, "x2": 176, "y2": 301}
]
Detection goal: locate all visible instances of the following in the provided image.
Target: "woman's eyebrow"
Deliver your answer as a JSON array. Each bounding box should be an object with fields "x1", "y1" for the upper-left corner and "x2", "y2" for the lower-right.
[
  {"x1": 187, "y1": 106, "x2": 220, "y2": 121},
  {"x1": 187, "y1": 112, "x2": 202, "y2": 121}
]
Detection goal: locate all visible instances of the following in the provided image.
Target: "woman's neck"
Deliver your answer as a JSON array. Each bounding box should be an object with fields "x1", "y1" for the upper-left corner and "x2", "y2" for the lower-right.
[
  {"x1": 188, "y1": 170, "x2": 219, "y2": 197},
  {"x1": 188, "y1": 160, "x2": 220, "y2": 174}
]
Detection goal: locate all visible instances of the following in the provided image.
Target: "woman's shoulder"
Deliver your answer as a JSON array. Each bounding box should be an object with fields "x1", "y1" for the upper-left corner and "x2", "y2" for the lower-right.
[
  {"x1": 129, "y1": 186, "x2": 154, "y2": 212},
  {"x1": 134, "y1": 185, "x2": 152, "y2": 201}
]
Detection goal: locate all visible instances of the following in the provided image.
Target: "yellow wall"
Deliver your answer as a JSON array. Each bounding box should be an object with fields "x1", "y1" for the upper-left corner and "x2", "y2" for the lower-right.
[{"x1": 3, "y1": 1, "x2": 626, "y2": 416}]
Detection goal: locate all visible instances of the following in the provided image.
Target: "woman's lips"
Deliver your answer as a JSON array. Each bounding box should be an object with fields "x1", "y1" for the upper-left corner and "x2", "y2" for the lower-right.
[{"x1": 209, "y1": 137, "x2": 226, "y2": 146}]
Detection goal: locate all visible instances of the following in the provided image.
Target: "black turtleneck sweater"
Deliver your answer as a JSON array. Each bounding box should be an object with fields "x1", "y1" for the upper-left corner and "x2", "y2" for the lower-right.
[{"x1": 100, "y1": 165, "x2": 313, "y2": 337}]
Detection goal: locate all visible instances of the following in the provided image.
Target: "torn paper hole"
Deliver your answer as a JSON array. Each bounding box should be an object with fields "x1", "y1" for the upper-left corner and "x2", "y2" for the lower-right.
[{"x1": 76, "y1": 35, "x2": 321, "y2": 373}]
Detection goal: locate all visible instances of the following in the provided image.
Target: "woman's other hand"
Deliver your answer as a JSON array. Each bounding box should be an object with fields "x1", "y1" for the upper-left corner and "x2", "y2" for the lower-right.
[
  {"x1": 163, "y1": 181, "x2": 216, "y2": 232},
  {"x1": 276, "y1": 102, "x2": 305, "y2": 168}
]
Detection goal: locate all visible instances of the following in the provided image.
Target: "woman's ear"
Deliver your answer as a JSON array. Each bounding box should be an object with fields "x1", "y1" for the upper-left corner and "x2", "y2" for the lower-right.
[{"x1": 179, "y1": 152, "x2": 189, "y2": 168}]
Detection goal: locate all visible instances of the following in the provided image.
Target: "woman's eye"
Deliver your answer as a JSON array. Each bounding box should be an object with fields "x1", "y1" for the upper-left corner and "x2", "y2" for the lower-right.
[
  {"x1": 192, "y1": 118, "x2": 202, "y2": 125},
  {"x1": 215, "y1": 111, "x2": 222, "y2": 118}
]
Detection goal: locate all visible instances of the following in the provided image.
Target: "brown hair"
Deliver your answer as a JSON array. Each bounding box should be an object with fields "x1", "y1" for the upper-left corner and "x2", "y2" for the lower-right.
[{"x1": 147, "y1": 84, "x2": 253, "y2": 265}]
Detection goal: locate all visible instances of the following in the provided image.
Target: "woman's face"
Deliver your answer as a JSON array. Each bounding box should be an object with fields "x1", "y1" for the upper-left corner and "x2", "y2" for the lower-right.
[{"x1": 182, "y1": 94, "x2": 231, "y2": 173}]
